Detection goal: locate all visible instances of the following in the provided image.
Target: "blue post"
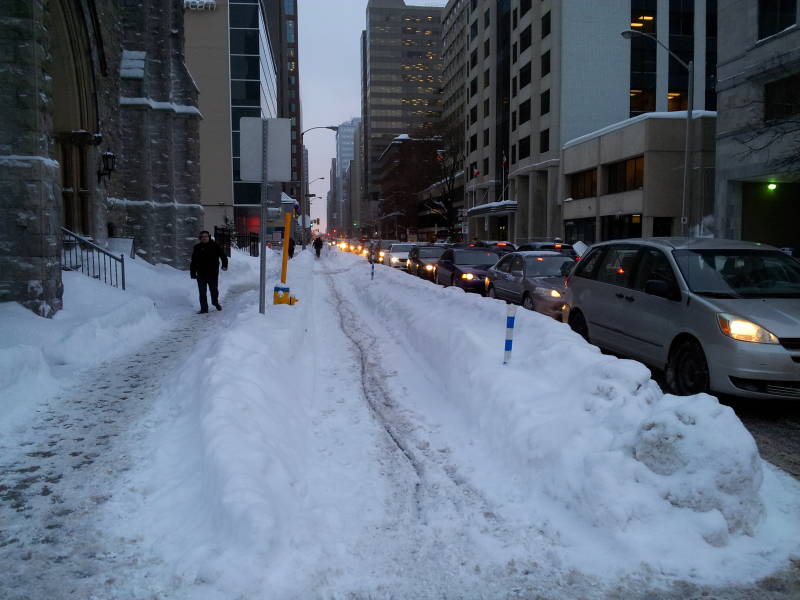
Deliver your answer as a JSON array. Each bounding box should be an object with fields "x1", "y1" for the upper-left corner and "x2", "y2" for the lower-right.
[{"x1": 503, "y1": 304, "x2": 517, "y2": 365}]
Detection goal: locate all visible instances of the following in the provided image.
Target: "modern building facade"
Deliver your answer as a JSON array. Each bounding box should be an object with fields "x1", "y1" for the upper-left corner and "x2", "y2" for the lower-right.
[
  {"x1": 460, "y1": 0, "x2": 717, "y2": 243},
  {"x1": 334, "y1": 118, "x2": 361, "y2": 234},
  {"x1": 185, "y1": 0, "x2": 282, "y2": 235},
  {"x1": 715, "y1": 0, "x2": 799, "y2": 252},
  {"x1": 441, "y1": 0, "x2": 469, "y2": 134},
  {"x1": 562, "y1": 112, "x2": 716, "y2": 244},
  {"x1": 1, "y1": 0, "x2": 202, "y2": 316},
  {"x1": 364, "y1": 0, "x2": 445, "y2": 203}
]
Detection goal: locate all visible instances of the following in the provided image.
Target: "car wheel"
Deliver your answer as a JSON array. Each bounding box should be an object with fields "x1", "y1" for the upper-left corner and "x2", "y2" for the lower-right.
[
  {"x1": 568, "y1": 310, "x2": 590, "y2": 343},
  {"x1": 450, "y1": 275, "x2": 457, "y2": 287},
  {"x1": 666, "y1": 338, "x2": 710, "y2": 396},
  {"x1": 487, "y1": 286, "x2": 496, "y2": 299},
  {"x1": 522, "y1": 293, "x2": 535, "y2": 311}
]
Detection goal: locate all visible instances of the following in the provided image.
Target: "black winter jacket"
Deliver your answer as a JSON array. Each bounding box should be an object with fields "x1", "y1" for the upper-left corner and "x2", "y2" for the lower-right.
[{"x1": 190, "y1": 241, "x2": 228, "y2": 279}]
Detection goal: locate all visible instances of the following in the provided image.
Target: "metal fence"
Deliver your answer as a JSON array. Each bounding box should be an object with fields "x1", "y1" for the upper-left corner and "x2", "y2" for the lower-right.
[
  {"x1": 61, "y1": 227, "x2": 126, "y2": 290},
  {"x1": 214, "y1": 227, "x2": 259, "y2": 257}
]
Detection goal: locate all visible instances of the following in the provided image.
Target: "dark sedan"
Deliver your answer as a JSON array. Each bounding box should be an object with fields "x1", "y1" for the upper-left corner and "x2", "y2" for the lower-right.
[
  {"x1": 407, "y1": 245, "x2": 446, "y2": 280},
  {"x1": 435, "y1": 249, "x2": 501, "y2": 293},
  {"x1": 485, "y1": 251, "x2": 576, "y2": 319}
]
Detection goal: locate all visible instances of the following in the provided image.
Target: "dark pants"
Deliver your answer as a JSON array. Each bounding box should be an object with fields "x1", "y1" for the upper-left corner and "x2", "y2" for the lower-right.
[
  {"x1": 315, "y1": 247, "x2": 321, "y2": 258},
  {"x1": 196, "y1": 273, "x2": 219, "y2": 311}
]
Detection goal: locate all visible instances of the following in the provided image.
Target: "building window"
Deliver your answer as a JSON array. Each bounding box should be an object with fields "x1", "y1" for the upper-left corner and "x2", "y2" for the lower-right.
[
  {"x1": 519, "y1": 135, "x2": 531, "y2": 159},
  {"x1": 564, "y1": 217, "x2": 596, "y2": 244},
  {"x1": 471, "y1": 48, "x2": 478, "y2": 68},
  {"x1": 483, "y1": 157, "x2": 490, "y2": 176},
  {"x1": 758, "y1": 0, "x2": 797, "y2": 39},
  {"x1": 483, "y1": 128, "x2": 490, "y2": 146},
  {"x1": 484, "y1": 98, "x2": 490, "y2": 116},
  {"x1": 519, "y1": 62, "x2": 531, "y2": 88},
  {"x1": 540, "y1": 89, "x2": 550, "y2": 115},
  {"x1": 512, "y1": 110, "x2": 517, "y2": 130},
  {"x1": 484, "y1": 38, "x2": 491, "y2": 58},
  {"x1": 230, "y1": 29, "x2": 259, "y2": 54},
  {"x1": 231, "y1": 55, "x2": 259, "y2": 79},
  {"x1": 520, "y1": 24, "x2": 532, "y2": 52},
  {"x1": 653, "y1": 216, "x2": 673, "y2": 237},
  {"x1": 600, "y1": 215, "x2": 642, "y2": 241},
  {"x1": 471, "y1": 0, "x2": 478, "y2": 11},
  {"x1": 519, "y1": 99, "x2": 531, "y2": 123},
  {"x1": 512, "y1": 42, "x2": 518, "y2": 63},
  {"x1": 541, "y1": 50, "x2": 551, "y2": 76},
  {"x1": 470, "y1": 104, "x2": 478, "y2": 124},
  {"x1": 512, "y1": 8, "x2": 518, "y2": 29},
  {"x1": 512, "y1": 76, "x2": 517, "y2": 97},
  {"x1": 470, "y1": 133, "x2": 478, "y2": 152},
  {"x1": 287, "y1": 19, "x2": 296, "y2": 43},
  {"x1": 469, "y1": 161, "x2": 478, "y2": 179},
  {"x1": 541, "y1": 11, "x2": 551, "y2": 38},
  {"x1": 234, "y1": 182, "x2": 261, "y2": 205},
  {"x1": 284, "y1": 0, "x2": 295, "y2": 15},
  {"x1": 764, "y1": 73, "x2": 800, "y2": 121},
  {"x1": 521, "y1": 0, "x2": 532, "y2": 16},
  {"x1": 539, "y1": 129, "x2": 550, "y2": 153},
  {"x1": 230, "y1": 4, "x2": 259, "y2": 28},
  {"x1": 511, "y1": 144, "x2": 517, "y2": 164},
  {"x1": 470, "y1": 19, "x2": 478, "y2": 41},
  {"x1": 484, "y1": 7, "x2": 490, "y2": 27},
  {"x1": 569, "y1": 169, "x2": 597, "y2": 199},
  {"x1": 470, "y1": 77, "x2": 478, "y2": 96},
  {"x1": 484, "y1": 68, "x2": 491, "y2": 88},
  {"x1": 231, "y1": 81, "x2": 260, "y2": 106},
  {"x1": 606, "y1": 156, "x2": 644, "y2": 193}
]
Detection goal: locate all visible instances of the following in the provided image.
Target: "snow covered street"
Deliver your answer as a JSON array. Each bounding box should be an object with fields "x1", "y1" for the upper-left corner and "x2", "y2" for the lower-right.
[{"x1": 2, "y1": 249, "x2": 800, "y2": 599}]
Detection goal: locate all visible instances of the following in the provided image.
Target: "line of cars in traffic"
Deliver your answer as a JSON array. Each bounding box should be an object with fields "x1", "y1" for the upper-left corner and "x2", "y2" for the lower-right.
[{"x1": 335, "y1": 236, "x2": 800, "y2": 401}]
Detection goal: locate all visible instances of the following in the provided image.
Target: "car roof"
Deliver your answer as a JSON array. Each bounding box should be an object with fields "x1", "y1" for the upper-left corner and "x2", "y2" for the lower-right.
[
  {"x1": 591, "y1": 237, "x2": 783, "y2": 252},
  {"x1": 514, "y1": 250, "x2": 563, "y2": 256}
]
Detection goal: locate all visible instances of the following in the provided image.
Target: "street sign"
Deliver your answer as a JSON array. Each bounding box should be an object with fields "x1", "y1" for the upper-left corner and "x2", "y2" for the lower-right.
[{"x1": 240, "y1": 117, "x2": 292, "y2": 182}]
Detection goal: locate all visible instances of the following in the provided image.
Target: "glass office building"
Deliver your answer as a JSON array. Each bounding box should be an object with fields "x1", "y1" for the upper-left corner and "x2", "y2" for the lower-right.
[{"x1": 230, "y1": 0, "x2": 279, "y2": 232}]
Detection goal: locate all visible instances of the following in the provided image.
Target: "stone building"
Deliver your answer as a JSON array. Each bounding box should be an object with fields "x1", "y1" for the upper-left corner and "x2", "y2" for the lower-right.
[
  {"x1": 1, "y1": 0, "x2": 202, "y2": 317},
  {"x1": 715, "y1": 0, "x2": 800, "y2": 251}
]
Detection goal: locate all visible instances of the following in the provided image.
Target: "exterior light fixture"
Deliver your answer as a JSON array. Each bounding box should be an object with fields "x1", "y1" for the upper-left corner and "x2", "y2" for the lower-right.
[
  {"x1": 97, "y1": 151, "x2": 117, "y2": 184},
  {"x1": 767, "y1": 183, "x2": 778, "y2": 191}
]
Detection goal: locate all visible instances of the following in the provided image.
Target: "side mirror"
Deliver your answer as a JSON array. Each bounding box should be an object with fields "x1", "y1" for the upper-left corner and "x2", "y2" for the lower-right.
[
  {"x1": 644, "y1": 279, "x2": 674, "y2": 299},
  {"x1": 560, "y1": 263, "x2": 574, "y2": 277}
]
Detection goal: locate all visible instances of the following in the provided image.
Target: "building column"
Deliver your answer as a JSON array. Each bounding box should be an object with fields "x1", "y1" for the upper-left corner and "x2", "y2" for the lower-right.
[
  {"x1": 656, "y1": 0, "x2": 670, "y2": 112},
  {"x1": 514, "y1": 175, "x2": 529, "y2": 244}
]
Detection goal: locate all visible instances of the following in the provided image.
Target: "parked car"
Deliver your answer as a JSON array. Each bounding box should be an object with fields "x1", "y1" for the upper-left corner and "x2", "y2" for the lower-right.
[
  {"x1": 517, "y1": 241, "x2": 578, "y2": 260},
  {"x1": 482, "y1": 241, "x2": 517, "y2": 254},
  {"x1": 563, "y1": 238, "x2": 800, "y2": 399},
  {"x1": 386, "y1": 243, "x2": 416, "y2": 268},
  {"x1": 485, "y1": 251, "x2": 575, "y2": 319},
  {"x1": 407, "y1": 245, "x2": 446, "y2": 279},
  {"x1": 434, "y1": 249, "x2": 501, "y2": 293},
  {"x1": 450, "y1": 240, "x2": 487, "y2": 249}
]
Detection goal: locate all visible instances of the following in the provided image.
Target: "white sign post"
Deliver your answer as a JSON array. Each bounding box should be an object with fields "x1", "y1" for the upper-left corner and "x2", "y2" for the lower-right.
[{"x1": 240, "y1": 117, "x2": 291, "y2": 314}]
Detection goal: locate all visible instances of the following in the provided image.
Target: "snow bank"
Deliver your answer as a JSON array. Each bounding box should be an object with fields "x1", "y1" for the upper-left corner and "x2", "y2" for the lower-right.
[
  {"x1": 328, "y1": 250, "x2": 800, "y2": 581},
  {"x1": 0, "y1": 250, "x2": 260, "y2": 437}
]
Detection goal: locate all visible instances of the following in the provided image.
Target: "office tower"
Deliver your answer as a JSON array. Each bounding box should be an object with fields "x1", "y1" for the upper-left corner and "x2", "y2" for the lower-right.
[
  {"x1": 363, "y1": 0, "x2": 445, "y2": 203},
  {"x1": 185, "y1": 0, "x2": 280, "y2": 234},
  {"x1": 335, "y1": 118, "x2": 361, "y2": 235}
]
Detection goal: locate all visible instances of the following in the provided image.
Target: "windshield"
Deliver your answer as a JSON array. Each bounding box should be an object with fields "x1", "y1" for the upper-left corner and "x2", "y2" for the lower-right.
[
  {"x1": 390, "y1": 244, "x2": 414, "y2": 252},
  {"x1": 673, "y1": 249, "x2": 800, "y2": 298},
  {"x1": 454, "y1": 251, "x2": 500, "y2": 265},
  {"x1": 524, "y1": 256, "x2": 574, "y2": 277},
  {"x1": 419, "y1": 247, "x2": 445, "y2": 258}
]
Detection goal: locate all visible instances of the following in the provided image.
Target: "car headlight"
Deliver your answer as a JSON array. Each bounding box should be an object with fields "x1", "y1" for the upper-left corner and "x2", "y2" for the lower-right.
[
  {"x1": 717, "y1": 313, "x2": 779, "y2": 344},
  {"x1": 379, "y1": 251, "x2": 385, "y2": 257},
  {"x1": 425, "y1": 264, "x2": 434, "y2": 271},
  {"x1": 461, "y1": 273, "x2": 475, "y2": 280},
  {"x1": 484, "y1": 277, "x2": 490, "y2": 288},
  {"x1": 391, "y1": 256, "x2": 399, "y2": 263},
  {"x1": 549, "y1": 289, "x2": 562, "y2": 298}
]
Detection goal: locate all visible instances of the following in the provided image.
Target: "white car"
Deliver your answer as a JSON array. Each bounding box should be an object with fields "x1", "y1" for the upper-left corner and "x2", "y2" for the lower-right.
[{"x1": 385, "y1": 243, "x2": 416, "y2": 268}]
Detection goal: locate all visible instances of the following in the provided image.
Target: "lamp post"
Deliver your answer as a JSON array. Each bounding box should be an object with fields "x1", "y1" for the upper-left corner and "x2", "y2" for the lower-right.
[
  {"x1": 300, "y1": 126, "x2": 338, "y2": 248},
  {"x1": 621, "y1": 29, "x2": 693, "y2": 236}
]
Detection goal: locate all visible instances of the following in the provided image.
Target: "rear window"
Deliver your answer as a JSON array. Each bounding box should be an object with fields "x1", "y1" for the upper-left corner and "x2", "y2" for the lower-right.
[
  {"x1": 525, "y1": 256, "x2": 575, "y2": 277},
  {"x1": 454, "y1": 251, "x2": 500, "y2": 265},
  {"x1": 419, "y1": 247, "x2": 445, "y2": 258}
]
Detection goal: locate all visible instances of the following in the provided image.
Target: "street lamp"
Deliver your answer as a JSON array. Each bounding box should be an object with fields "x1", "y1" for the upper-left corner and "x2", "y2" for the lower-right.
[
  {"x1": 621, "y1": 29, "x2": 693, "y2": 236},
  {"x1": 300, "y1": 126, "x2": 338, "y2": 248}
]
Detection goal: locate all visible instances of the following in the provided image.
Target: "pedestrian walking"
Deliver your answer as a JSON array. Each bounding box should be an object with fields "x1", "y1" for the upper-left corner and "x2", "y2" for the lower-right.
[
  {"x1": 190, "y1": 230, "x2": 228, "y2": 314},
  {"x1": 313, "y1": 236, "x2": 323, "y2": 258},
  {"x1": 288, "y1": 237, "x2": 296, "y2": 259}
]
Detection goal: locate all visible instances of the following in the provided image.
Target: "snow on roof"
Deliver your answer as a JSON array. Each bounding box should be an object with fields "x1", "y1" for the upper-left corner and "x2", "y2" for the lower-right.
[
  {"x1": 563, "y1": 110, "x2": 717, "y2": 149},
  {"x1": 120, "y1": 96, "x2": 201, "y2": 116}
]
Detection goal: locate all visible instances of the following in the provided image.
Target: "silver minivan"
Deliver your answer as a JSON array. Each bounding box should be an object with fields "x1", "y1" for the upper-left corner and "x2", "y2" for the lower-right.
[{"x1": 563, "y1": 238, "x2": 800, "y2": 399}]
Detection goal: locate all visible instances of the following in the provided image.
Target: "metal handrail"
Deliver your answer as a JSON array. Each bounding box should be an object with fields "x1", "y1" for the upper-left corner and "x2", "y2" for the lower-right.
[{"x1": 61, "y1": 227, "x2": 126, "y2": 290}]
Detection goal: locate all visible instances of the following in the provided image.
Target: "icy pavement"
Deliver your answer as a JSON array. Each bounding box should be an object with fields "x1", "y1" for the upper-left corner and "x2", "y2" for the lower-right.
[{"x1": 1, "y1": 249, "x2": 800, "y2": 599}]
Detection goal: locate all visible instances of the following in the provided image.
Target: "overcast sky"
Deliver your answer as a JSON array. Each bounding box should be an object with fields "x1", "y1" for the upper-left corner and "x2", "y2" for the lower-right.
[{"x1": 298, "y1": 0, "x2": 447, "y2": 232}]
